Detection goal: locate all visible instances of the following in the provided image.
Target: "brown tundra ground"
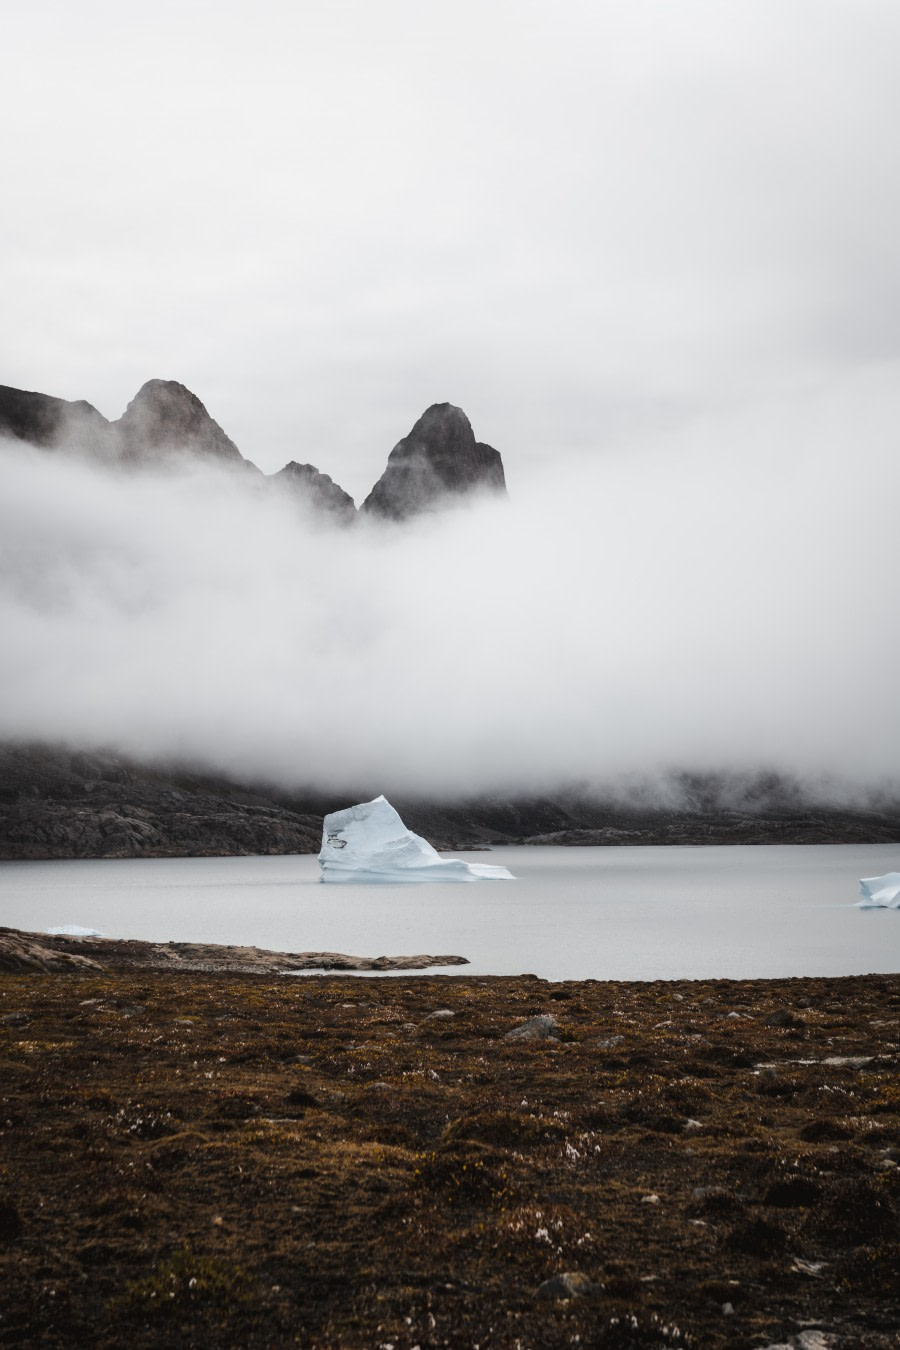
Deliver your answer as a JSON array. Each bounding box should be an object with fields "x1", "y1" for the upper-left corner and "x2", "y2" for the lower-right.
[{"x1": 1, "y1": 968, "x2": 899, "y2": 1349}]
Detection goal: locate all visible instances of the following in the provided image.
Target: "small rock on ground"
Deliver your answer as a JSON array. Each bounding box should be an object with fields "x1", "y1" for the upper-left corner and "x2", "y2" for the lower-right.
[
  {"x1": 536, "y1": 1271, "x2": 599, "y2": 1300},
  {"x1": 503, "y1": 1014, "x2": 558, "y2": 1042}
]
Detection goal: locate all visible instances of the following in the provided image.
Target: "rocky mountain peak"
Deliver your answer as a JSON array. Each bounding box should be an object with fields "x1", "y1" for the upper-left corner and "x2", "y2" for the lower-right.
[
  {"x1": 361, "y1": 402, "x2": 507, "y2": 521},
  {"x1": 273, "y1": 461, "x2": 356, "y2": 522},
  {"x1": 0, "y1": 383, "x2": 112, "y2": 456},
  {"x1": 114, "y1": 380, "x2": 244, "y2": 464}
]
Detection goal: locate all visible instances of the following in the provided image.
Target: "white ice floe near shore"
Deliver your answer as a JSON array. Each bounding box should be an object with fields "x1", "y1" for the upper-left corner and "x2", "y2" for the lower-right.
[
  {"x1": 46, "y1": 925, "x2": 105, "y2": 936},
  {"x1": 858, "y1": 873, "x2": 900, "y2": 908},
  {"x1": 318, "y1": 795, "x2": 515, "y2": 884}
]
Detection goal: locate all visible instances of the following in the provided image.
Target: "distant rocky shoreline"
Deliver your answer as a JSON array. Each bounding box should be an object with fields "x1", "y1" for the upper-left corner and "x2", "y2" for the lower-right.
[
  {"x1": 0, "y1": 926, "x2": 468, "y2": 976},
  {"x1": 1, "y1": 743, "x2": 898, "y2": 861}
]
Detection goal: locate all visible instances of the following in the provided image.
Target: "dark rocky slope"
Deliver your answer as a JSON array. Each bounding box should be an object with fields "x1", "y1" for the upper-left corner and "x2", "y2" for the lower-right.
[
  {"x1": 114, "y1": 380, "x2": 247, "y2": 466},
  {"x1": 1, "y1": 743, "x2": 897, "y2": 860},
  {"x1": 361, "y1": 402, "x2": 507, "y2": 520},
  {"x1": 272, "y1": 460, "x2": 357, "y2": 522},
  {"x1": 0, "y1": 379, "x2": 360, "y2": 512},
  {"x1": 0, "y1": 383, "x2": 115, "y2": 458},
  {"x1": 0, "y1": 745, "x2": 322, "y2": 860}
]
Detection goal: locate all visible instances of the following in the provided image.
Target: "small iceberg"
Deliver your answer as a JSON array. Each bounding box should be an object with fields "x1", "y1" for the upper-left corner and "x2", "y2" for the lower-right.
[
  {"x1": 858, "y1": 873, "x2": 900, "y2": 909},
  {"x1": 46, "y1": 925, "x2": 105, "y2": 937},
  {"x1": 318, "y1": 795, "x2": 515, "y2": 884}
]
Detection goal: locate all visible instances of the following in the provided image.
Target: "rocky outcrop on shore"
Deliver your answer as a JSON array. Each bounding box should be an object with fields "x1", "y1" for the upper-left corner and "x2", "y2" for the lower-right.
[
  {"x1": 0, "y1": 929, "x2": 103, "y2": 974},
  {"x1": 361, "y1": 402, "x2": 507, "y2": 520},
  {"x1": 0, "y1": 927, "x2": 467, "y2": 975},
  {"x1": 1, "y1": 743, "x2": 898, "y2": 860}
]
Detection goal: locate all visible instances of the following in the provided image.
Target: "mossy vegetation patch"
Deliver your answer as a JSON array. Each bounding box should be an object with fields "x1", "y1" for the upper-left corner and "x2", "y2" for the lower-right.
[{"x1": 1, "y1": 970, "x2": 899, "y2": 1347}]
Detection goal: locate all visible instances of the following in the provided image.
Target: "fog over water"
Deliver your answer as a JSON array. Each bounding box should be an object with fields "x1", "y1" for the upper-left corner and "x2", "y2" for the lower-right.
[{"x1": 2, "y1": 357, "x2": 898, "y2": 799}]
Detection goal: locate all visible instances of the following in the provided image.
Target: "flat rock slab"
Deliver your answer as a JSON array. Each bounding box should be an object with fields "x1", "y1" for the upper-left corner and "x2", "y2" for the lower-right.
[
  {"x1": 503, "y1": 1013, "x2": 559, "y2": 1041},
  {"x1": 0, "y1": 927, "x2": 467, "y2": 975},
  {"x1": 0, "y1": 929, "x2": 103, "y2": 974}
]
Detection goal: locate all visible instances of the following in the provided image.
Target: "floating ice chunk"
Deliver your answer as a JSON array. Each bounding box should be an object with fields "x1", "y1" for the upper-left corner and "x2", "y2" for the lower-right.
[
  {"x1": 318, "y1": 795, "x2": 515, "y2": 884},
  {"x1": 47, "y1": 925, "x2": 105, "y2": 936},
  {"x1": 858, "y1": 873, "x2": 900, "y2": 908}
]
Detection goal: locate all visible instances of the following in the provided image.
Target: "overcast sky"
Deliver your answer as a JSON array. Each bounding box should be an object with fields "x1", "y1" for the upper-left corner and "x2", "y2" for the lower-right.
[{"x1": 4, "y1": 1, "x2": 900, "y2": 500}]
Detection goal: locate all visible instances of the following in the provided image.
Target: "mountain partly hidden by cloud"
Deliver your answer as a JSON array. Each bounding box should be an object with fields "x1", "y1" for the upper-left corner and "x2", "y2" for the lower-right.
[{"x1": 1, "y1": 369, "x2": 898, "y2": 804}]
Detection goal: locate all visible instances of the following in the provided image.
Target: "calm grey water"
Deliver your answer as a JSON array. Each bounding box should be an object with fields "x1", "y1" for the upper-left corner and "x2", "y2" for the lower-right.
[{"x1": 1, "y1": 845, "x2": 899, "y2": 982}]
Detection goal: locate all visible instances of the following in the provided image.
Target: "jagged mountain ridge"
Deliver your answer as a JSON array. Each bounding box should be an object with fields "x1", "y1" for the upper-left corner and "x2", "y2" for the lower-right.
[{"x1": 0, "y1": 378, "x2": 508, "y2": 521}]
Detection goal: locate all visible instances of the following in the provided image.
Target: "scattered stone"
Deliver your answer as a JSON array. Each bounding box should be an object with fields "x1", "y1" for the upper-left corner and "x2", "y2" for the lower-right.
[
  {"x1": 597, "y1": 1035, "x2": 624, "y2": 1048},
  {"x1": 536, "y1": 1271, "x2": 599, "y2": 1300},
  {"x1": 794, "y1": 1333, "x2": 835, "y2": 1350},
  {"x1": 503, "y1": 1014, "x2": 559, "y2": 1043},
  {"x1": 790, "y1": 1258, "x2": 827, "y2": 1277},
  {"x1": 767, "y1": 1009, "x2": 805, "y2": 1028},
  {"x1": 424, "y1": 1010, "x2": 455, "y2": 1020}
]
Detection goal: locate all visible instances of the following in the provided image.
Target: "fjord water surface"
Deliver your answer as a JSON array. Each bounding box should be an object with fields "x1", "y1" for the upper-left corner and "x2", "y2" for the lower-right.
[{"x1": 1, "y1": 845, "x2": 898, "y2": 981}]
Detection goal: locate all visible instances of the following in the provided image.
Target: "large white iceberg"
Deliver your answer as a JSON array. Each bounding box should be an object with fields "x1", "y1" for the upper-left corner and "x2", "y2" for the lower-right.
[
  {"x1": 318, "y1": 795, "x2": 515, "y2": 884},
  {"x1": 858, "y1": 872, "x2": 900, "y2": 908}
]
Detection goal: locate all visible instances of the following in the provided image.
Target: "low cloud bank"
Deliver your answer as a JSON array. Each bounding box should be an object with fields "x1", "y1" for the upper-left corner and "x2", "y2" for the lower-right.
[{"x1": 2, "y1": 369, "x2": 899, "y2": 801}]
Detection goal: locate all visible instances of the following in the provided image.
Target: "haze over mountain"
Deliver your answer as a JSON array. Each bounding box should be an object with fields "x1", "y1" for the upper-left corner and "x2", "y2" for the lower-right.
[
  {"x1": 2, "y1": 363, "x2": 899, "y2": 797},
  {"x1": 0, "y1": 379, "x2": 506, "y2": 523},
  {"x1": 2, "y1": 359, "x2": 900, "y2": 856}
]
